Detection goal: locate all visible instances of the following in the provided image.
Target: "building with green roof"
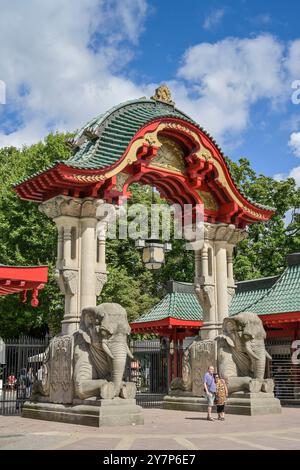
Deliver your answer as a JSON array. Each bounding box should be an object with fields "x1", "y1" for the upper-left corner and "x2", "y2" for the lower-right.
[{"x1": 131, "y1": 253, "x2": 300, "y2": 342}]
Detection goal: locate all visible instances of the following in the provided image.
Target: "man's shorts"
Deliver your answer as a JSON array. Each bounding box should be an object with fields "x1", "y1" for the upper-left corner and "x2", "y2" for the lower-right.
[{"x1": 206, "y1": 392, "x2": 215, "y2": 407}]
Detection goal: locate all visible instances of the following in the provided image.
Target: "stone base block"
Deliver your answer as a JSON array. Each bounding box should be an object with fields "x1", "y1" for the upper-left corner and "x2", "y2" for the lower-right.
[
  {"x1": 225, "y1": 392, "x2": 282, "y2": 416},
  {"x1": 163, "y1": 394, "x2": 208, "y2": 412},
  {"x1": 163, "y1": 391, "x2": 282, "y2": 416},
  {"x1": 22, "y1": 397, "x2": 144, "y2": 427}
]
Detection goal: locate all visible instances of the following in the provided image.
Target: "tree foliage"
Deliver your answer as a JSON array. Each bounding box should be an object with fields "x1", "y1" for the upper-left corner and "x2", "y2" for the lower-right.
[
  {"x1": 226, "y1": 157, "x2": 300, "y2": 280},
  {"x1": 0, "y1": 136, "x2": 299, "y2": 337}
]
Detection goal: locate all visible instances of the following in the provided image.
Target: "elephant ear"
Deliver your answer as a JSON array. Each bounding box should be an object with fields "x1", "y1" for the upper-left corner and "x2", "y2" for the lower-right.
[
  {"x1": 78, "y1": 307, "x2": 97, "y2": 344},
  {"x1": 77, "y1": 329, "x2": 91, "y2": 345}
]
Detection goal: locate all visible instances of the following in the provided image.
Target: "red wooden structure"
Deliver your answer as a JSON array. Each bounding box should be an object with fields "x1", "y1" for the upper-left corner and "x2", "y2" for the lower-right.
[{"x1": 0, "y1": 265, "x2": 48, "y2": 307}]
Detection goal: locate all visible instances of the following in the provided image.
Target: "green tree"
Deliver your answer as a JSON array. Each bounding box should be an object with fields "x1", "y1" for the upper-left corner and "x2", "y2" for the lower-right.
[
  {"x1": 0, "y1": 136, "x2": 299, "y2": 338},
  {"x1": 226, "y1": 157, "x2": 300, "y2": 280}
]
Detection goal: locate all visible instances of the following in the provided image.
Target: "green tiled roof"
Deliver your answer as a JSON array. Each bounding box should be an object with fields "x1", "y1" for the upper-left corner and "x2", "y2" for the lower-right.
[
  {"x1": 134, "y1": 292, "x2": 203, "y2": 323},
  {"x1": 237, "y1": 262, "x2": 300, "y2": 316},
  {"x1": 229, "y1": 276, "x2": 279, "y2": 315},
  {"x1": 134, "y1": 255, "x2": 300, "y2": 324},
  {"x1": 67, "y1": 98, "x2": 196, "y2": 170}
]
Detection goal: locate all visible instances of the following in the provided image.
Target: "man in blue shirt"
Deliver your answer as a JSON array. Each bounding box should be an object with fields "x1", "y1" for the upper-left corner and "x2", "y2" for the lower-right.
[{"x1": 203, "y1": 366, "x2": 216, "y2": 421}]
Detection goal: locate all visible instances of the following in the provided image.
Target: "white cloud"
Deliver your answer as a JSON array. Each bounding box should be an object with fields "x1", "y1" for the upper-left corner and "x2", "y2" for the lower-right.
[
  {"x1": 286, "y1": 39, "x2": 300, "y2": 78},
  {"x1": 1, "y1": 5, "x2": 300, "y2": 157},
  {"x1": 0, "y1": 0, "x2": 148, "y2": 146},
  {"x1": 274, "y1": 165, "x2": 300, "y2": 186},
  {"x1": 290, "y1": 166, "x2": 300, "y2": 184},
  {"x1": 288, "y1": 132, "x2": 300, "y2": 157},
  {"x1": 176, "y1": 34, "x2": 286, "y2": 143},
  {"x1": 203, "y1": 9, "x2": 225, "y2": 31}
]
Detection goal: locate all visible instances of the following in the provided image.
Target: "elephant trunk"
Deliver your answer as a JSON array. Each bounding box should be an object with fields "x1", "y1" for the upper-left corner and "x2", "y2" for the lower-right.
[
  {"x1": 106, "y1": 340, "x2": 129, "y2": 396},
  {"x1": 245, "y1": 339, "x2": 266, "y2": 380}
]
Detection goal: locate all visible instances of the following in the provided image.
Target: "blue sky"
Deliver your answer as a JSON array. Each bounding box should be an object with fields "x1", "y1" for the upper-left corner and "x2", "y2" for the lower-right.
[{"x1": 1, "y1": 0, "x2": 300, "y2": 183}]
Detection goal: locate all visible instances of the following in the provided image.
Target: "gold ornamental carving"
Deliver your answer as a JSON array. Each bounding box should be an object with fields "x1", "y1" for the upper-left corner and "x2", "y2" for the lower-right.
[
  {"x1": 149, "y1": 135, "x2": 186, "y2": 173},
  {"x1": 115, "y1": 172, "x2": 129, "y2": 192},
  {"x1": 197, "y1": 190, "x2": 219, "y2": 211},
  {"x1": 151, "y1": 84, "x2": 174, "y2": 105}
]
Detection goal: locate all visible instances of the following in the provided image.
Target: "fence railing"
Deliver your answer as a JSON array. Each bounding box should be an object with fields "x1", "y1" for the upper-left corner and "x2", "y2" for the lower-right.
[
  {"x1": 0, "y1": 335, "x2": 49, "y2": 415},
  {"x1": 0, "y1": 336, "x2": 299, "y2": 414}
]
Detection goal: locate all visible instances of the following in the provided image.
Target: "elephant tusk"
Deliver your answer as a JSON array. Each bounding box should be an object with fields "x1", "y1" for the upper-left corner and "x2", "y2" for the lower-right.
[
  {"x1": 265, "y1": 350, "x2": 272, "y2": 360},
  {"x1": 102, "y1": 341, "x2": 114, "y2": 359},
  {"x1": 245, "y1": 341, "x2": 260, "y2": 360},
  {"x1": 126, "y1": 344, "x2": 134, "y2": 359}
]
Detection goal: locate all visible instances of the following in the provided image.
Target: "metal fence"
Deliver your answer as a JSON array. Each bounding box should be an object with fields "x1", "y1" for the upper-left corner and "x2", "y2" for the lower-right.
[
  {"x1": 125, "y1": 340, "x2": 170, "y2": 408},
  {"x1": 266, "y1": 338, "x2": 300, "y2": 406},
  {"x1": 0, "y1": 336, "x2": 48, "y2": 415},
  {"x1": 0, "y1": 336, "x2": 299, "y2": 414}
]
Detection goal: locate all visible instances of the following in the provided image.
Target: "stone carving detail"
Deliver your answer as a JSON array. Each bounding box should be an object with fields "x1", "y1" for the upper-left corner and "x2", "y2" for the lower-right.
[
  {"x1": 39, "y1": 196, "x2": 82, "y2": 219},
  {"x1": 170, "y1": 348, "x2": 192, "y2": 391},
  {"x1": 151, "y1": 84, "x2": 174, "y2": 105},
  {"x1": 34, "y1": 303, "x2": 137, "y2": 404},
  {"x1": 39, "y1": 195, "x2": 101, "y2": 220},
  {"x1": 55, "y1": 269, "x2": 78, "y2": 295},
  {"x1": 50, "y1": 335, "x2": 73, "y2": 403},
  {"x1": 195, "y1": 279, "x2": 214, "y2": 312},
  {"x1": 227, "y1": 286, "x2": 236, "y2": 307},
  {"x1": 73, "y1": 303, "x2": 136, "y2": 400},
  {"x1": 170, "y1": 340, "x2": 216, "y2": 396},
  {"x1": 33, "y1": 335, "x2": 73, "y2": 404},
  {"x1": 95, "y1": 272, "x2": 108, "y2": 296},
  {"x1": 216, "y1": 312, "x2": 274, "y2": 394}
]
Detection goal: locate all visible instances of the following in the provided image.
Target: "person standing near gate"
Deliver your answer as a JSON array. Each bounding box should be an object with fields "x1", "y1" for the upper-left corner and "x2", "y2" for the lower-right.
[
  {"x1": 203, "y1": 365, "x2": 216, "y2": 421},
  {"x1": 214, "y1": 373, "x2": 228, "y2": 421}
]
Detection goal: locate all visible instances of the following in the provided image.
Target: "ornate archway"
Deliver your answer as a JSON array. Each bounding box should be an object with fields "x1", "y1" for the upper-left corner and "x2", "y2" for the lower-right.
[{"x1": 14, "y1": 86, "x2": 274, "y2": 336}]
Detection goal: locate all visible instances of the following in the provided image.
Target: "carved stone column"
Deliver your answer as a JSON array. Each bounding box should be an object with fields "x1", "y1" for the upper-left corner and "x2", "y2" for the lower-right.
[
  {"x1": 194, "y1": 222, "x2": 247, "y2": 340},
  {"x1": 227, "y1": 243, "x2": 236, "y2": 307},
  {"x1": 39, "y1": 196, "x2": 108, "y2": 335}
]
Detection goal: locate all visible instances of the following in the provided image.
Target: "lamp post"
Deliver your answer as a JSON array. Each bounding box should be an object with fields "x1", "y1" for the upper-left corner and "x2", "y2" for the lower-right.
[{"x1": 135, "y1": 239, "x2": 172, "y2": 270}]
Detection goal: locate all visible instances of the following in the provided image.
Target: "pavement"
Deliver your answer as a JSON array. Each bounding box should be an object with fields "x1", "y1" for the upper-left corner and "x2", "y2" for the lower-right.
[{"x1": 0, "y1": 408, "x2": 300, "y2": 450}]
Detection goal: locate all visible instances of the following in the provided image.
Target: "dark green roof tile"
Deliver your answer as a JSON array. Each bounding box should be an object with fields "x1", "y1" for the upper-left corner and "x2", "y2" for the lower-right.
[
  {"x1": 134, "y1": 292, "x2": 203, "y2": 323},
  {"x1": 134, "y1": 259, "x2": 300, "y2": 324}
]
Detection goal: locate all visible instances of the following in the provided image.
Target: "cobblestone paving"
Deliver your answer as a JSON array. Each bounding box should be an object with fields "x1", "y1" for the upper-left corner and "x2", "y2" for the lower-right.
[{"x1": 0, "y1": 408, "x2": 300, "y2": 450}]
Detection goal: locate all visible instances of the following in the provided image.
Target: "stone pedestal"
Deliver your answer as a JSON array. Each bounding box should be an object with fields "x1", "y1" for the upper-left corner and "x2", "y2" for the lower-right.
[
  {"x1": 224, "y1": 392, "x2": 281, "y2": 416},
  {"x1": 22, "y1": 397, "x2": 144, "y2": 427},
  {"x1": 163, "y1": 391, "x2": 281, "y2": 416}
]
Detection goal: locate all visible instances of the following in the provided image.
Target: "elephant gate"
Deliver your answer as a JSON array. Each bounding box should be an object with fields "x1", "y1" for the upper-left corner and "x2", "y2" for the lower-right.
[{"x1": 13, "y1": 85, "x2": 280, "y2": 422}]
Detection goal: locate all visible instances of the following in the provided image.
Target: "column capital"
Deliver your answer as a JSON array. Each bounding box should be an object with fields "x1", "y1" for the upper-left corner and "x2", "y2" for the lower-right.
[
  {"x1": 203, "y1": 222, "x2": 247, "y2": 244},
  {"x1": 39, "y1": 195, "x2": 103, "y2": 220}
]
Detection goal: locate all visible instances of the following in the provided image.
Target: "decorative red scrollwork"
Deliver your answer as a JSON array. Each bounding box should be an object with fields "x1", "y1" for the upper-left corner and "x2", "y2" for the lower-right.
[{"x1": 31, "y1": 288, "x2": 39, "y2": 307}]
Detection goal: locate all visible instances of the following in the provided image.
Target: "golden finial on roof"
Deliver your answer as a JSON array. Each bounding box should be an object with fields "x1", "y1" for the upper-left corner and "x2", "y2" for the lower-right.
[{"x1": 151, "y1": 84, "x2": 174, "y2": 105}]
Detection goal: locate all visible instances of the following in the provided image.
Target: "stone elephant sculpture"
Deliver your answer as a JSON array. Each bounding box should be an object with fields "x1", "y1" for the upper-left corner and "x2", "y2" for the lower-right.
[
  {"x1": 216, "y1": 312, "x2": 273, "y2": 394},
  {"x1": 73, "y1": 303, "x2": 136, "y2": 400},
  {"x1": 234, "y1": 311, "x2": 272, "y2": 380}
]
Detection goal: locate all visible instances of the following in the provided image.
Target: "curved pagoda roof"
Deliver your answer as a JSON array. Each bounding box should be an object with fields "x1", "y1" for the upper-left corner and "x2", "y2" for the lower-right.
[
  {"x1": 131, "y1": 255, "x2": 300, "y2": 335},
  {"x1": 14, "y1": 85, "x2": 274, "y2": 227}
]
